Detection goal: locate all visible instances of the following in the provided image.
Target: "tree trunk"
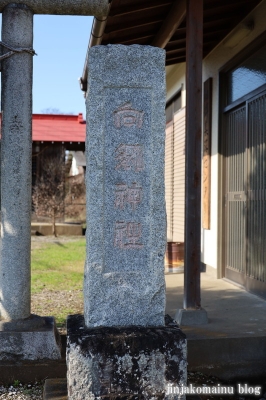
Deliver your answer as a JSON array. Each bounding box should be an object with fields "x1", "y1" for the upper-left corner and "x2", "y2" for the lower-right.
[{"x1": 53, "y1": 208, "x2": 57, "y2": 237}]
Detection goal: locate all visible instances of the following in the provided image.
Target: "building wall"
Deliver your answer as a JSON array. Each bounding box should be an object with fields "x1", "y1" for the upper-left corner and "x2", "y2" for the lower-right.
[
  {"x1": 166, "y1": 0, "x2": 266, "y2": 273},
  {"x1": 165, "y1": 108, "x2": 186, "y2": 243},
  {"x1": 165, "y1": 122, "x2": 174, "y2": 241},
  {"x1": 172, "y1": 108, "x2": 186, "y2": 243},
  {"x1": 166, "y1": 63, "x2": 186, "y2": 107}
]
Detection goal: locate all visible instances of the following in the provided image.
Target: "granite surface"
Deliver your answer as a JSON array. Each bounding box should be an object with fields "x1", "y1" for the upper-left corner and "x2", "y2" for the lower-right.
[
  {"x1": 0, "y1": 0, "x2": 109, "y2": 15},
  {"x1": 0, "y1": 4, "x2": 33, "y2": 320},
  {"x1": 84, "y1": 45, "x2": 166, "y2": 327},
  {"x1": 0, "y1": 316, "x2": 61, "y2": 361},
  {"x1": 67, "y1": 314, "x2": 187, "y2": 399}
]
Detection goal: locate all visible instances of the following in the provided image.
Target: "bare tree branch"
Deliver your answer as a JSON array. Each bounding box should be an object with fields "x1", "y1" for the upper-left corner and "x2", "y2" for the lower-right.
[{"x1": 32, "y1": 149, "x2": 66, "y2": 237}]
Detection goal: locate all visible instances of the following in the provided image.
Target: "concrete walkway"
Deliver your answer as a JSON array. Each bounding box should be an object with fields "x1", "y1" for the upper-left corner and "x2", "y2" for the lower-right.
[
  {"x1": 165, "y1": 266, "x2": 266, "y2": 380},
  {"x1": 44, "y1": 271, "x2": 266, "y2": 399}
]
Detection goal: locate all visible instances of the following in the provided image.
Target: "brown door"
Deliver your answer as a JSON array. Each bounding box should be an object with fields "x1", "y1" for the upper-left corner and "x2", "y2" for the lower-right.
[{"x1": 223, "y1": 90, "x2": 266, "y2": 298}]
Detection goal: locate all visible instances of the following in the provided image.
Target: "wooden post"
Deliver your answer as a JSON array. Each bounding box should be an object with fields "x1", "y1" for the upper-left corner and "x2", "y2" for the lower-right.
[
  {"x1": 184, "y1": 0, "x2": 203, "y2": 309},
  {"x1": 175, "y1": 0, "x2": 208, "y2": 325}
]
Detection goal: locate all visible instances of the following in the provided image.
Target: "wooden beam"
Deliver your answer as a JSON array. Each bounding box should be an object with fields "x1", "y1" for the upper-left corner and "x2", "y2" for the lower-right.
[
  {"x1": 203, "y1": 29, "x2": 229, "y2": 40},
  {"x1": 108, "y1": 5, "x2": 167, "y2": 28},
  {"x1": 165, "y1": 38, "x2": 186, "y2": 49},
  {"x1": 165, "y1": 47, "x2": 186, "y2": 56},
  {"x1": 118, "y1": 35, "x2": 154, "y2": 46},
  {"x1": 204, "y1": 2, "x2": 255, "y2": 18},
  {"x1": 204, "y1": 0, "x2": 258, "y2": 13},
  {"x1": 166, "y1": 57, "x2": 186, "y2": 65},
  {"x1": 151, "y1": 0, "x2": 186, "y2": 48},
  {"x1": 170, "y1": 27, "x2": 186, "y2": 39},
  {"x1": 103, "y1": 22, "x2": 161, "y2": 43},
  {"x1": 109, "y1": 0, "x2": 171, "y2": 17},
  {"x1": 105, "y1": 14, "x2": 164, "y2": 35},
  {"x1": 184, "y1": 0, "x2": 203, "y2": 309}
]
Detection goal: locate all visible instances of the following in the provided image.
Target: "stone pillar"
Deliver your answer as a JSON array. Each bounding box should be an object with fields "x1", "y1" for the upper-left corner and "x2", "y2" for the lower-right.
[
  {"x1": 84, "y1": 44, "x2": 166, "y2": 328},
  {"x1": 1, "y1": 3, "x2": 32, "y2": 321},
  {"x1": 0, "y1": 4, "x2": 61, "y2": 362},
  {"x1": 67, "y1": 45, "x2": 187, "y2": 399},
  {"x1": 0, "y1": 0, "x2": 109, "y2": 15},
  {"x1": 0, "y1": 141, "x2": 1, "y2": 212}
]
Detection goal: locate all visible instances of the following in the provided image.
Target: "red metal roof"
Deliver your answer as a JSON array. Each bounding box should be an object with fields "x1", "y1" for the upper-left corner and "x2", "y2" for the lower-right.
[
  {"x1": 32, "y1": 113, "x2": 86, "y2": 143},
  {"x1": 0, "y1": 113, "x2": 86, "y2": 142}
]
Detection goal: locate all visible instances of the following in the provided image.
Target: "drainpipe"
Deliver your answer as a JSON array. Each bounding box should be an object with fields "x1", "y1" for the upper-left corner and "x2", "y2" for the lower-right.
[{"x1": 80, "y1": 2, "x2": 111, "y2": 94}]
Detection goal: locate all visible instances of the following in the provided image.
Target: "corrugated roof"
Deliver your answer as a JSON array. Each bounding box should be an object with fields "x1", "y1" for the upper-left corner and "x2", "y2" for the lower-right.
[
  {"x1": 0, "y1": 113, "x2": 86, "y2": 143},
  {"x1": 32, "y1": 113, "x2": 86, "y2": 142}
]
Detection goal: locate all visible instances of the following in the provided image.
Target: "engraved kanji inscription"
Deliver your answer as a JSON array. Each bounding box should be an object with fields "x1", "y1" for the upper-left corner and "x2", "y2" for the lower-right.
[
  {"x1": 114, "y1": 183, "x2": 128, "y2": 210},
  {"x1": 114, "y1": 221, "x2": 126, "y2": 249},
  {"x1": 114, "y1": 221, "x2": 143, "y2": 249},
  {"x1": 126, "y1": 222, "x2": 143, "y2": 248},
  {"x1": 115, "y1": 182, "x2": 142, "y2": 211},
  {"x1": 114, "y1": 102, "x2": 144, "y2": 129},
  {"x1": 115, "y1": 144, "x2": 144, "y2": 172},
  {"x1": 127, "y1": 183, "x2": 142, "y2": 210}
]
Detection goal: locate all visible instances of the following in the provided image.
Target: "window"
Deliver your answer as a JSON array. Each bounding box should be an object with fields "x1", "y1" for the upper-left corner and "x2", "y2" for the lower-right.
[{"x1": 226, "y1": 44, "x2": 266, "y2": 104}]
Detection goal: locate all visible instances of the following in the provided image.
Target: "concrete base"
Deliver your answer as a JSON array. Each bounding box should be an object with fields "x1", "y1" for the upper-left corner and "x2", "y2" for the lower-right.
[
  {"x1": 43, "y1": 378, "x2": 67, "y2": 400},
  {"x1": 165, "y1": 265, "x2": 184, "y2": 274},
  {"x1": 31, "y1": 222, "x2": 83, "y2": 236},
  {"x1": 187, "y1": 336, "x2": 266, "y2": 382},
  {"x1": 0, "y1": 359, "x2": 66, "y2": 385},
  {"x1": 0, "y1": 314, "x2": 61, "y2": 361},
  {"x1": 67, "y1": 314, "x2": 187, "y2": 399},
  {"x1": 175, "y1": 309, "x2": 208, "y2": 326}
]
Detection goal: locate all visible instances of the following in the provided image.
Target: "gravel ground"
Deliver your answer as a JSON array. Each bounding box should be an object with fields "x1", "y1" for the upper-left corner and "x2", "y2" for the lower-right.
[
  {"x1": 31, "y1": 235, "x2": 84, "y2": 249},
  {"x1": 0, "y1": 383, "x2": 43, "y2": 399},
  {"x1": 31, "y1": 288, "x2": 83, "y2": 334}
]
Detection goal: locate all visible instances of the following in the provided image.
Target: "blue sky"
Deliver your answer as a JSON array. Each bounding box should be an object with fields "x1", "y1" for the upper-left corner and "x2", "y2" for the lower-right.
[
  {"x1": 33, "y1": 15, "x2": 93, "y2": 116},
  {"x1": 0, "y1": 15, "x2": 93, "y2": 116}
]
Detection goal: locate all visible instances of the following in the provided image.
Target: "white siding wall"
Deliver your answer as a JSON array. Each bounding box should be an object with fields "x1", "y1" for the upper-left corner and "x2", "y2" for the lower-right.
[
  {"x1": 173, "y1": 108, "x2": 185, "y2": 242},
  {"x1": 165, "y1": 108, "x2": 186, "y2": 243},
  {"x1": 165, "y1": 123, "x2": 174, "y2": 241}
]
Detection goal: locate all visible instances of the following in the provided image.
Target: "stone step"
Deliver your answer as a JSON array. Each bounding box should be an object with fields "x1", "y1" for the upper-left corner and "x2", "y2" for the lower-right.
[
  {"x1": 0, "y1": 335, "x2": 67, "y2": 385},
  {"x1": 43, "y1": 378, "x2": 67, "y2": 400},
  {"x1": 0, "y1": 360, "x2": 66, "y2": 386}
]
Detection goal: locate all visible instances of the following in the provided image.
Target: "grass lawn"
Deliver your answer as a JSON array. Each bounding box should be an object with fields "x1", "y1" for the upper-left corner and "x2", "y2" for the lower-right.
[{"x1": 31, "y1": 237, "x2": 85, "y2": 330}]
